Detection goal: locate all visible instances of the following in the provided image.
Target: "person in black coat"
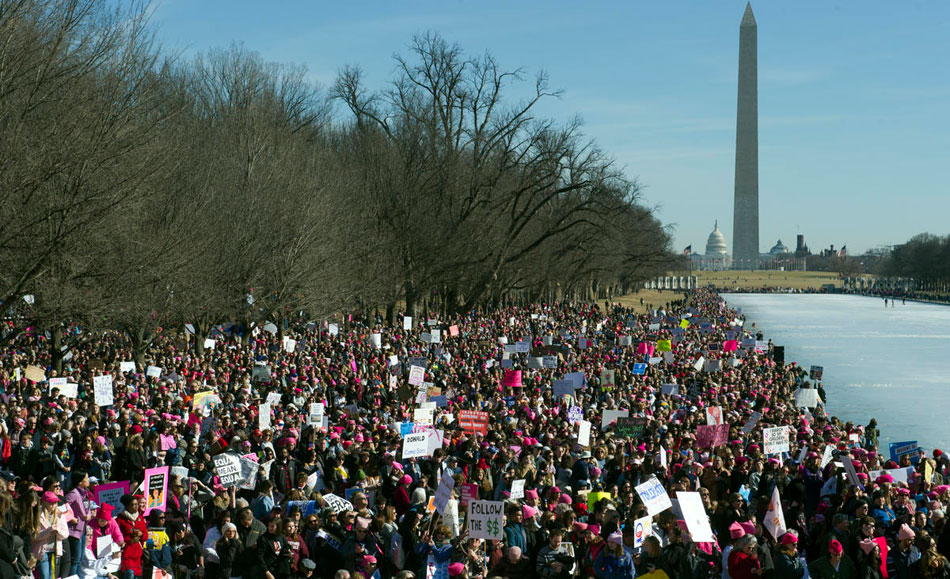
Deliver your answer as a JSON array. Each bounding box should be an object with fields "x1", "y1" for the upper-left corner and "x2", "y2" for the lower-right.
[{"x1": 258, "y1": 518, "x2": 292, "y2": 579}]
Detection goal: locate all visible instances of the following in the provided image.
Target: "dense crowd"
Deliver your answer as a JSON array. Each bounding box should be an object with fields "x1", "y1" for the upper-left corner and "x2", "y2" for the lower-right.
[{"x1": 1, "y1": 289, "x2": 949, "y2": 579}]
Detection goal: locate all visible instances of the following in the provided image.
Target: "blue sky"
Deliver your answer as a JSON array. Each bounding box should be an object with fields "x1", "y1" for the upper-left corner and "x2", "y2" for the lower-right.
[{"x1": 152, "y1": 1, "x2": 950, "y2": 256}]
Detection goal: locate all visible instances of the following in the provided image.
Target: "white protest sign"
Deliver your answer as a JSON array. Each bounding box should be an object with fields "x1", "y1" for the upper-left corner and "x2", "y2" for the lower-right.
[
  {"x1": 842, "y1": 454, "x2": 864, "y2": 490},
  {"x1": 403, "y1": 316, "x2": 413, "y2": 331},
  {"x1": 764, "y1": 486, "x2": 787, "y2": 539},
  {"x1": 510, "y1": 479, "x2": 525, "y2": 500},
  {"x1": 309, "y1": 403, "x2": 325, "y2": 426},
  {"x1": 676, "y1": 491, "x2": 716, "y2": 542},
  {"x1": 259, "y1": 403, "x2": 271, "y2": 431},
  {"x1": 414, "y1": 407, "x2": 434, "y2": 427},
  {"x1": 660, "y1": 384, "x2": 679, "y2": 396},
  {"x1": 283, "y1": 337, "x2": 297, "y2": 353},
  {"x1": 93, "y1": 375, "x2": 114, "y2": 407},
  {"x1": 633, "y1": 515, "x2": 654, "y2": 548},
  {"x1": 820, "y1": 445, "x2": 835, "y2": 469},
  {"x1": 213, "y1": 453, "x2": 243, "y2": 487},
  {"x1": 763, "y1": 426, "x2": 790, "y2": 454},
  {"x1": 635, "y1": 476, "x2": 673, "y2": 516},
  {"x1": 119, "y1": 361, "x2": 136, "y2": 373},
  {"x1": 146, "y1": 365, "x2": 162, "y2": 378},
  {"x1": 578, "y1": 420, "x2": 592, "y2": 447},
  {"x1": 402, "y1": 432, "x2": 430, "y2": 459},
  {"x1": 868, "y1": 467, "x2": 913, "y2": 484},
  {"x1": 322, "y1": 493, "x2": 354, "y2": 514},
  {"x1": 203, "y1": 338, "x2": 215, "y2": 349},
  {"x1": 793, "y1": 388, "x2": 820, "y2": 408},
  {"x1": 467, "y1": 500, "x2": 504, "y2": 541},
  {"x1": 408, "y1": 365, "x2": 425, "y2": 386},
  {"x1": 705, "y1": 406, "x2": 723, "y2": 426}
]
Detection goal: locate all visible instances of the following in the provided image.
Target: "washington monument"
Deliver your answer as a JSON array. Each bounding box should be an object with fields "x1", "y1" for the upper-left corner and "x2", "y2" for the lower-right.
[{"x1": 732, "y1": 2, "x2": 759, "y2": 269}]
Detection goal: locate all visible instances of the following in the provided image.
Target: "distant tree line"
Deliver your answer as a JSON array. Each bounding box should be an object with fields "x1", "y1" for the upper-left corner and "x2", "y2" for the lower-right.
[
  {"x1": 877, "y1": 233, "x2": 950, "y2": 287},
  {"x1": 0, "y1": 1, "x2": 675, "y2": 366}
]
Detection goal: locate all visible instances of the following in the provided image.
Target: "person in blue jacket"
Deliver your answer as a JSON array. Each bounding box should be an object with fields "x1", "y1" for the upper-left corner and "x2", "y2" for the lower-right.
[{"x1": 593, "y1": 532, "x2": 635, "y2": 579}]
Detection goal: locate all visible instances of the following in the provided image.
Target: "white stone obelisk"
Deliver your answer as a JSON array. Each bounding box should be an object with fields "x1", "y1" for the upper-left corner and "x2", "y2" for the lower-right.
[{"x1": 732, "y1": 2, "x2": 759, "y2": 269}]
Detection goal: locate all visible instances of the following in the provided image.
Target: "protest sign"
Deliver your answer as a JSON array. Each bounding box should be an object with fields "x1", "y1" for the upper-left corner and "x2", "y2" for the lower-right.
[
  {"x1": 94, "y1": 481, "x2": 130, "y2": 516},
  {"x1": 820, "y1": 445, "x2": 835, "y2": 469},
  {"x1": 143, "y1": 466, "x2": 169, "y2": 515},
  {"x1": 614, "y1": 417, "x2": 646, "y2": 440},
  {"x1": 632, "y1": 363, "x2": 647, "y2": 375},
  {"x1": 810, "y1": 365, "x2": 823, "y2": 380},
  {"x1": 763, "y1": 486, "x2": 787, "y2": 539},
  {"x1": 239, "y1": 455, "x2": 260, "y2": 491},
  {"x1": 578, "y1": 420, "x2": 591, "y2": 447},
  {"x1": 323, "y1": 493, "x2": 354, "y2": 514},
  {"x1": 403, "y1": 316, "x2": 413, "y2": 331},
  {"x1": 414, "y1": 407, "x2": 434, "y2": 427},
  {"x1": 467, "y1": 500, "x2": 504, "y2": 541},
  {"x1": 119, "y1": 361, "x2": 136, "y2": 374},
  {"x1": 565, "y1": 372, "x2": 585, "y2": 389},
  {"x1": 567, "y1": 406, "x2": 584, "y2": 424},
  {"x1": 794, "y1": 388, "x2": 820, "y2": 408},
  {"x1": 25, "y1": 365, "x2": 46, "y2": 383},
  {"x1": 552, "y1": 380, "x2": 575, "y2": 398},
  {"x1": 868, "y1": 467, "x2": 914, "y2": 484},
  {"x1": 705, "y1": 406, "x2": 723, "y2": 425},
  {"x1": 889, "y1": 440, "x2": 918, "y2": 461},
  {"x1": 676, "y1": 491, "x2": 715, "y2": 542},
  {"x1": 259, "y1": 403, "x2": 271, "y2": 431},
  {"x1": 402, "y1": 432, "x2": 430, "y2": 459},
  {"x1": 408, "y1": 365, "x2": 425, "y2": 386},
  {"x1": 657, "y1": 340, "x2": 672, "y2": 352},
  {"x1": 763, "y1": 426, "x2": 790, "y2": 454},
  {"x1": 459, "y1": 483, "x2": 479, "y2": 507},
  {"x1": 635, "y1": 476, "x2": 672, "y2": 516},
  {"x1": 696, "y1": 424, "x2": 729, "y2": 448},
  {"x1": 502, "y1": 369, "x2": 522, "y2": 388},
  {"x1": 510, "y1": 479, "x2": 525, "y2": 500},
  {"x1": 601, "y1": 409, "x2": 628, "y2": 430},
  {"x1": 146, "y1": 365, "x2": 162, "y2": 378},
  {"x1": 309, "y1": 403, "x2": 325, "y2": 427},
  {"x1": 633, "y1": 515, "x2": 654, "y2": 548},
  {"x1": 741, "y1": 411, "x2": 762, "y2": 435},
  {"x1": 542, "y1": 355, "x2": 558, "y2": 369},
  {"x1": 526, "y1": 357, "x2": 543, "y2": 369},
  {"x1": 93, "y1": 375, "x2": 114, "y2": 406},
  {"x1": 433, "y1": 471, "x2": 456, "y2": 514},
  {"x1": 214, "y1": 453, "x2": 243, "y2": 487},
  {"x1": 459, "y1": 410, "x2": 489, "y2": 436},
  {"x1": 660, "y1": 384, "x2": 678, "y2": 396}
]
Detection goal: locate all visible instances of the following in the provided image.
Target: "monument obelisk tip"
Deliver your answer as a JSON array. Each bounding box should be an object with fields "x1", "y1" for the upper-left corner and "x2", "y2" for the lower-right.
[{"x1": 741, "y1": 3, "x2": 756, "y2": 26}]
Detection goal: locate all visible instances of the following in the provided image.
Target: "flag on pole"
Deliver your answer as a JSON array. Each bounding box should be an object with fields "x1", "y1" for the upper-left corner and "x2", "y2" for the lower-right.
[
  {"x1": 764, "y1": 485, "x2": 787, "y2": 539},
  {"x1": 682, "y1": 245, "x2": 692, "y2": 256}
]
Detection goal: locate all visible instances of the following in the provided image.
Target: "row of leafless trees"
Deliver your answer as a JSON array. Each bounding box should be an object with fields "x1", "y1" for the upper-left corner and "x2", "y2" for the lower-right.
[{"x1": 0, "y1": 1, "x2": 675, "y2": 365}]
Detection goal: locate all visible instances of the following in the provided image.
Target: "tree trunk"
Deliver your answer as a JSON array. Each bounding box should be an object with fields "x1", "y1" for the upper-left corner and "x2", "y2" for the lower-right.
[{"x1": 50, "y1": 326, "x2": 64, "y2": 375}]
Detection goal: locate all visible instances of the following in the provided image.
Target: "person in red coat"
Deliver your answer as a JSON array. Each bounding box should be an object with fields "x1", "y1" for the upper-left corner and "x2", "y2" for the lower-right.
[
  {"x1": 116, "y1": 494, "x2": 149, "y2": 545},
  {"x1": 728, "y1": 534, "x2": 763, "y2": 579},
  {"x1": 120, "y1": 527, "x2": 145, "y2": 579}
]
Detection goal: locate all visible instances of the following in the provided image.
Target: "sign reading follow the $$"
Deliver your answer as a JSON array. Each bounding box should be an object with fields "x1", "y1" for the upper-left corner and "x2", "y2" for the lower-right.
[{"x1": 467, "y1": 500, "x2": 504, "y2": 541}]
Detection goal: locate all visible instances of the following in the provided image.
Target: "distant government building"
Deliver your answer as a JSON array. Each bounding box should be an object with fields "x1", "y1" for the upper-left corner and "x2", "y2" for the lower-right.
[{"x1": 689, "y1": 221, "x2": 807, "y2": 271}]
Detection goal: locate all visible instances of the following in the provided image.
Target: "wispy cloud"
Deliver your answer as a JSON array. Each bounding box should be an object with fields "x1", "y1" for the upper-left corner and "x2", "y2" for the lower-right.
[{"x1": 761, "y1": 65, "x2": 831, "y2": 86}]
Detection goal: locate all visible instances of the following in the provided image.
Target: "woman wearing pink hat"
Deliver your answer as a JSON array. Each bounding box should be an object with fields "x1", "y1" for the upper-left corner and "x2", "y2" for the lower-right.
[
  {"x1": 31, "y1": 491, "x2": 68, "y2": 579},
  {"x1": 773, "y1": 532, "x2": 805, "y2": 579}
]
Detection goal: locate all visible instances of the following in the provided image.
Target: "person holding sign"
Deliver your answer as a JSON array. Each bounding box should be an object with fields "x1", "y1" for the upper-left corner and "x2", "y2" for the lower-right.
[
  {"x1": 592, "y1": 532, "x2": 636, "y2": 579},
  {"x1": 32, "y1": 491, "x2": 69, "y2": 579},
  {"x1": 415, "y1": 525, "x2": 457, "y2": 579},
  {"x1": 536, "y1": 527, "x2": 573, "y2": 579}
]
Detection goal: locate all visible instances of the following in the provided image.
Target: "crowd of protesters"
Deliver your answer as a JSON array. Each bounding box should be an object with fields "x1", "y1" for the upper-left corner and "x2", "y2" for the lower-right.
[{"x1": 1, "y1": 288, "x2": 949, "y2": 579}]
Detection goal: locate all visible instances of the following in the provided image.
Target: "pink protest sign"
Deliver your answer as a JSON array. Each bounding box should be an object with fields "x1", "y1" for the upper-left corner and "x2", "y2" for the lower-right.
[
  {"x1": 723, "y1": 340, "x2": 738, "y2": 352},
  {"x1": 696, "y1": 424, "x2": 729, "y2": 449},
  {"x1": 636, "y1": 342, "x2": 655, "y2": 356},
  {"x1": 503, "y1": 369, "x2": 522, "y2": 388},
  {"x1": 449, "y1": 325, "x2": 459, "y2": 337},
  {"x1": 460, "y1": 483, "x2": 479, "y2": 507},
  {"x1": 94, "y1": 481, "x2": 130, "y2": 515}
]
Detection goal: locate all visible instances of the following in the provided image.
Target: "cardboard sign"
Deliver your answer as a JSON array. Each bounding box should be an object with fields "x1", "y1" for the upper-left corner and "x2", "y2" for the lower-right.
[
  {"x1": 635, "y1": 476, "x2": 672, "y2": 516},
  {"x1": 467, "y1": 500, "x2": 504, "y2": 541},
  {"x1": 95, "y1": 481, "x2": 130, "y2": 516},
  {"x1": 502, "y1": 370, "x2": 522, "y2": 388},
  {"x1": 24, "y1": 365, "x2": 46, "y2": 383},
  {"x1": 615, "y1": 417, "x2": 646, "y2": 439},
  {"x1": 459, "y1": 410, "x2": 489, "y2": 436},
  {"x1": 213, "y1": 453, "x2": 243, "y2": 487},
  {"x1": 143, "y1": 466, "x2": 169, "y2": 515},
  {"x1": 741, "y1": 411, "x2": 762, "y2": 435},
  {"x1": 402, "y1": 432, "x2": 430, "y2": 459},
  {"x1": 408, "y1": 365, "x2": 425, "y2": 386},
  {"x1": 578, "y1": 420, "x2": 591, "y2": 447},
  {"x1": 696, "y1": 424, "x2": 729, "y2": 448},
  {"x1": 763, "y1": 426, "x2": 790, "y2": 454},
  {"x1": 793, "y1": 388, "x2": 820, "y2": 408},
  {"x1": 93, "y1": 375, "x2": 114, "y2": 407},
  {"x1": 676, "y1": 491, "x2": 715, "y2": 542}
]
